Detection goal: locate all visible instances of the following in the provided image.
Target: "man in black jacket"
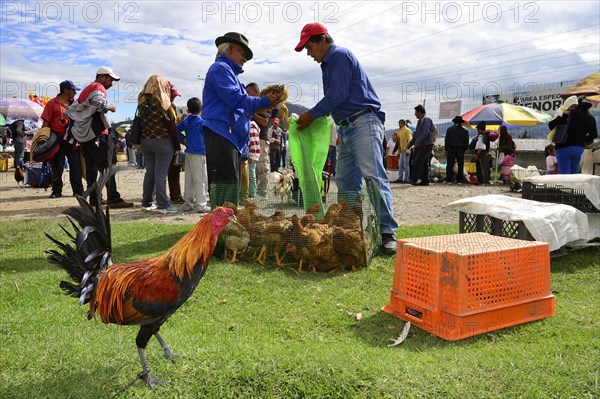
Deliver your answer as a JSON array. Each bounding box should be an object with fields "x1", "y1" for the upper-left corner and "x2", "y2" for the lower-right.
[{"x1": 444, "y1": 115, "x2": 470, "y2": 184}]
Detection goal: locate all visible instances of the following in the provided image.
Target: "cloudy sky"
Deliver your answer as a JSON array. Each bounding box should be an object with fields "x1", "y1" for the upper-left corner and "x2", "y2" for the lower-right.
[{"x1": 1, "y1": 0, "x2": 599, "y2": 128}]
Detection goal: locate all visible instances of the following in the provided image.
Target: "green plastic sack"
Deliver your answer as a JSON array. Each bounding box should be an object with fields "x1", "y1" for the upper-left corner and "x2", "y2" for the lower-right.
[{"x1": 288, "y1": 116, "x2": 332, "y2": 218}]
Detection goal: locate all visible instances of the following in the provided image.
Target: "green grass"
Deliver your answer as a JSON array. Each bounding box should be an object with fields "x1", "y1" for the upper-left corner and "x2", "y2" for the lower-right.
[{"x1": 0, "y1": 219, "x2": 598, "y2": 399}]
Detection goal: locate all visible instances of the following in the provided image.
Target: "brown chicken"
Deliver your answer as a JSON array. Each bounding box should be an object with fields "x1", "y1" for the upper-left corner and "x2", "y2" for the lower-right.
[
  {"x1": 331, "y1": 198, "x2": 369, "y2": 269},
  {"x1": 287, "y1": 213, "x2": 339, "y2": 272},
  {"x1": 46, "y1": 196, "x2": 235, "y2": 389},
  {"x1": 303, "y1": 226, "x2": 338, "y2": 272},
  {"x1": 221, "y1": 220, "x2": 250, "y2": 263},
  {"x1": 332, "y1": 226, "x2": 371, "y2": 271},
  {"x1": 285, "y1": 214, "x2": 310, "y2": 270},
  {"x1": 237, "y1": 199, "x2": 268, "y2": 232},
  {"x1": 255, "y1": 211, "x2": 292, "y2": 266},
  {"x1": 220, "y1": 202, "x2": 250, "y2": 262},
  {"x1": 333, "y1": 199, "x2": 361, "y2": 230}
]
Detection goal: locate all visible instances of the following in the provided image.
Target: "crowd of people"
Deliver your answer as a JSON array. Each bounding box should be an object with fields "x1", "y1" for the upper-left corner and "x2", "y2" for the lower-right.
[{"x1": 3, "y1": 24, "x2": 598, "y2": 258}]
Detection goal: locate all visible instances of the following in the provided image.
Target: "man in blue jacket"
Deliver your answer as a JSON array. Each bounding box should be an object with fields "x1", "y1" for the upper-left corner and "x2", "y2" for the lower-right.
[
  {"x1": 408, "y1": 104, "x2": 435, "y2": 186},
  {"x1": 202, "y1": 32, "x2": 280, "y2": 207},
  {"x1": 294, "y1": 23, "x2": 398, "y2": 256}
]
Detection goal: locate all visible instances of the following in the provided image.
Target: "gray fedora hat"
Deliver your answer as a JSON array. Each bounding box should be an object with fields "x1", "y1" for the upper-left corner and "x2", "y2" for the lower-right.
[{"x1": 215, "y1": 32, "x2": 253, "y2": 61}]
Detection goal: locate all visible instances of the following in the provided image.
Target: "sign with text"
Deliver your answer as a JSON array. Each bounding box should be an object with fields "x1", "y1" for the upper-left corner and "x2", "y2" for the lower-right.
[{"x1": 439, "y1": 100, "x2": 462, "y2": 119}]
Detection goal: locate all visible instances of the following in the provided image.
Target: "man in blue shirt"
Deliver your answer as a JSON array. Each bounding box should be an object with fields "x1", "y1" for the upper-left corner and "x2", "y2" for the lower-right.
[
  {"x1": 202, "y1": 32, "x2": 280, "y2": 207},
  {"x1": 295, "y1": 23, "x2": 398, "y2": 256},
  {"x1": 407, "y1": 104, "x2": 435, "y2": 186}
]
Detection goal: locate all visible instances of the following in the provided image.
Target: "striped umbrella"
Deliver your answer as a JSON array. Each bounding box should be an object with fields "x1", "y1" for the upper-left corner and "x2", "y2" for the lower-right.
[
  {"x1": 0, "y1": 98, "x2": 44, "y2": 123},
  {"x1": 462, "y1": 102, "x2": 552, "y2": 129}
]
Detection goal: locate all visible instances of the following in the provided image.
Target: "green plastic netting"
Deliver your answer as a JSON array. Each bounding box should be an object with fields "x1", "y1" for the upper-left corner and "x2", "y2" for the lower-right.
[{"x1": 288, "y1": 116, "x2": 332, "y2": 219}]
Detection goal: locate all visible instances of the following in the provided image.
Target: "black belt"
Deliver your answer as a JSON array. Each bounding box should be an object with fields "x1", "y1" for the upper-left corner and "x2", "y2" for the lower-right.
[{"x1": 337, "y1": 108, "x2": 373, "y2": 128}]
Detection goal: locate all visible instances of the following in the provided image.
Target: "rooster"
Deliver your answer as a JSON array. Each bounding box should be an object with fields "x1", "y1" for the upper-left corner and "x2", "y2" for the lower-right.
[
  {"x1": 46, "y1": 195, "x2": 235, "y2": 389},
  {"x1": 14, "y1": 165, "x2": 24, "y2": 187}
]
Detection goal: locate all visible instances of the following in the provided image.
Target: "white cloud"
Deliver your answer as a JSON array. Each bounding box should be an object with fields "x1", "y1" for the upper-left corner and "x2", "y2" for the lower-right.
[{"x1": 1, "y1": 0, "x2": 598, "y2": 127}]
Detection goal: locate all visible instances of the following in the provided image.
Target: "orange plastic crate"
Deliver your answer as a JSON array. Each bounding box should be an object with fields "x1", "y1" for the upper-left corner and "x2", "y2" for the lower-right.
[{"x1": 382, "y1": 232, "x2": 554, "y2": 341}]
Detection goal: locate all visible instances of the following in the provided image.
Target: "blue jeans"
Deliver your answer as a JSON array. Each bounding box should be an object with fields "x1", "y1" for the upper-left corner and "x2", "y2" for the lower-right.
[
  {"x1": 248, "y1": 161, "x2": 257, "y2": 197},
  {"x1": 398, "y1": 150, "x2": 410, "y2": 181},
  {"x1": 336, "y1": 113, "x2": 398, "y2": 236},
  {"x1": 141, "y1": 138, "x2": 174, "y2": 209},
  {"x1": 556, "y1": 145, "x2": 584, "y2": 174},
  {"x1": 13, "y1": 140, "x2": 24, "y2": 168}
]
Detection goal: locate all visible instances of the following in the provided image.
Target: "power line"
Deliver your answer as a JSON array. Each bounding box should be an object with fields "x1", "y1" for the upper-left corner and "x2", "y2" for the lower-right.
[
  {"x1": 372, "y1": 45, "x2": 599, "y2": 89},
  {"x1": 369, "y1": 24, "x2": 599, "y2": 82}
]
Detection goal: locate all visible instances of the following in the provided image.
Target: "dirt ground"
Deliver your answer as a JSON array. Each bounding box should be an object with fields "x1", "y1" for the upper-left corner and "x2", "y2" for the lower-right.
[{"x1": 0, "y1": 163, "x2": 521, "y2": 226}]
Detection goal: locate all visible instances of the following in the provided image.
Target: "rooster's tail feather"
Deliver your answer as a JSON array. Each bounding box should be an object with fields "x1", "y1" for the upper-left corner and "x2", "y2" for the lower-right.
[{"x1": 46, "y1": 187, "x2": 112, "y2": 309}]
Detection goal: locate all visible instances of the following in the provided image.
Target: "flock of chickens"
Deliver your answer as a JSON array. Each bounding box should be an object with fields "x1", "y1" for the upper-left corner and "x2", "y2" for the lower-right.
[{"x1": 219, "y1": 198, "x2": 377, "y2": 272}]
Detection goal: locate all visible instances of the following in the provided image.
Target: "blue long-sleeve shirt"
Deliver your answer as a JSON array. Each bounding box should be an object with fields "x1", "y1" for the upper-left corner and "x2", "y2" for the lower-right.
[
  {"x1": 177, "y1": 114, "x2": 206, "y2": 155},
  {"x1": 308, "y1": 44, "x2": 385, "y2": 125},
  {"x1": 202, "y1": 55, "x2": 270, "y2": 153}
]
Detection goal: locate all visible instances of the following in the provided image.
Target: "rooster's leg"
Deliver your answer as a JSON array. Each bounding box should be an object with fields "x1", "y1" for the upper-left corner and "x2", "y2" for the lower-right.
[
  {"x1": 231, "y1": 249, "x2": 238, "y2": 263},
  {"x1": 136, "y1": 325, "x2": 168, "y2": 388},
  {"x1": 138, "y1": 347, "x2": 165, "y2": 388},
  {"x1": 154, "y1": 332, "x2": 177, "y2": 363}
]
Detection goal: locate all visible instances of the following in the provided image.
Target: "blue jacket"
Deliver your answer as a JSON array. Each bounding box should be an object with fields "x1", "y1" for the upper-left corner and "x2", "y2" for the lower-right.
[
  {"x1": 408, "y1": 116, "x2": 435, "y2": 147},
  {"x1": 202, "y1": 55, "x2": 269, "y2": 153},
  {"x1": 177, "y1": 114, "x2": 205, "y2": 155}
]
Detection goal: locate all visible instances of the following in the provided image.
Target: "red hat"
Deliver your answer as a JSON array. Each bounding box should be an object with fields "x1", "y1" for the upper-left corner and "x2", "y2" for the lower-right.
[
  {"x1": 294, "y1": 22, "x2": 328, "y2": 52},
  {"x1": 273, "y1": 118, "x2": 280, "y2": 124},
  {"x1": 170, "y1": 82, "x2": 181, "y2": 97}
]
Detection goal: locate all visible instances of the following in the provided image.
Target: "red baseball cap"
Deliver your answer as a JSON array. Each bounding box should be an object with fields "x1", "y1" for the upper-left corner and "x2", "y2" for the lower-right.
[{"x1": 294, "y1": 22, "x2": 328, "y2": 52}]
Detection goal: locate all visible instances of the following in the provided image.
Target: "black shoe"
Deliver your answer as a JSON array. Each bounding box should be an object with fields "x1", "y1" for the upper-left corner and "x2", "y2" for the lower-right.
[
  {"x1": 50, "y1": 193, "x2": 62, "y2": 198},
  {"x1": 381, "y1": 234, "x2": 397, "y2": 256},
  {"x1": 409, "y1": 180, "x2": 418, "y2": 186},
  {"x1": 392, "y1": 179, "x2": 402, "y2": 183},
  {"x1": 418, "y1": 182, "x2": 430, "y2": 186},
  {"x1": 109, "y1": 199, "x2": 134, "y2": 209}
]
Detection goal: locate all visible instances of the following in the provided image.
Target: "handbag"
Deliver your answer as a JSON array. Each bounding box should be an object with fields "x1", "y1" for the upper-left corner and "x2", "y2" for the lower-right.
[
  {"x1": 127, "y1": 106, "x2": 142, "y2": 146},
  {"x1": 549, "y1": 115, "x2": 570, "y2": 144}
]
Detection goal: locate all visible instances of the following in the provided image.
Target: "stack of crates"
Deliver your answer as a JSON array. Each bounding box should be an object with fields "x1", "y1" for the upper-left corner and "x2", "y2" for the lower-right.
[
  {"x1": 459, "y1": 212, "x2": 533, "y2": 241},
  {"x1": 382, "y1": 232, "x2": 555, "y2": 341},
  {"x1": 522, "y1": 182, "x2": 599, "y2": 213}
]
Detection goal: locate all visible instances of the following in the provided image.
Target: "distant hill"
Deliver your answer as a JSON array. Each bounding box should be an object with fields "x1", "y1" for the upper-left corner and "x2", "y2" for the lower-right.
[
  {"x1": 385, "y1": 120, "x2": 569, "y2": 139},
  {"x1": 286, "y1": 103, "x2": 309, "y2": 117}
]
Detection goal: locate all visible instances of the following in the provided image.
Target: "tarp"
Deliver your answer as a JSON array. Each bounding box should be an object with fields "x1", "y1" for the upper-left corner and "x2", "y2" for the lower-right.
[
  {"x1": 288, "y1": 116, "x2": 332, "y2": 218},
  {"x1": 443, "y1": 194, "x2": 593, "y2": 251}
]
